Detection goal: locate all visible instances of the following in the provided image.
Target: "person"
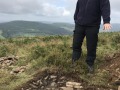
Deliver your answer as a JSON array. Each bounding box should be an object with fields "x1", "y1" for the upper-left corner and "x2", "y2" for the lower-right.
[{"x1": 71, "y1": 0, "x2": 111, "y2": 73}]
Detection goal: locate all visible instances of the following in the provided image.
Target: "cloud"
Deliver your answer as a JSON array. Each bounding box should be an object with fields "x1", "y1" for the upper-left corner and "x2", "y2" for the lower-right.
[
  {"x1": 110, "y1": 0, "x2": 120, "y2": 12},
  {"x1": 0, "y1": 0, "x2": 71, "y2": 17},
  {"x1": 40, "y1": 3, "x2": 70, "y2": 17},
  {"x1": 0, "y1": 0, "x2": 120, "y2": 23},
  {"x1": 0, "y1": 0, "x2": 40, "y2": 14}
]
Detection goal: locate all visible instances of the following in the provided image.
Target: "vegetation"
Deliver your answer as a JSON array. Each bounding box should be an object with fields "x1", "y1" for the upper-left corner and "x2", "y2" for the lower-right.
[
  {"x1": 0, "y1": 21, "x2": 72, "y2": 38},
  {"x1": 0, "y1": 20, "x2": 120, "y2": 38},
  {"x1": 0, "y1": 32, "x2": 120, "y2": 90}
]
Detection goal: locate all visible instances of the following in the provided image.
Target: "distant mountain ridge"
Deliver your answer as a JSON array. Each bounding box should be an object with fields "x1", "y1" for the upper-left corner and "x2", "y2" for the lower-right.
[
  {"x1": 51, "y1": 22, "x2": 120, "y2": 32},
  {"x1": 0, "y1": 20, "x2": 120, "y2": 38},
  {"x1": 0, "y1": 20, "x2": 72, "y2": 38}
]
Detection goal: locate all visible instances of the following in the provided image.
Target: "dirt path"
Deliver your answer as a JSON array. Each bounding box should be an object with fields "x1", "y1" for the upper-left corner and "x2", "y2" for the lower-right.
[
  {"x1": 15, "y1": 69, "x2": 117, "y2": 90},
  {"x1": 14, "y1": 53, "x2": 120, "y2": 90}
]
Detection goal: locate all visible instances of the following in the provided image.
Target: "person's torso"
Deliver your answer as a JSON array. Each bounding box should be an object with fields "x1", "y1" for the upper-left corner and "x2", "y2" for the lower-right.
[{"x1": 76, "y1": 0, "x2": 101, "y2": 26}]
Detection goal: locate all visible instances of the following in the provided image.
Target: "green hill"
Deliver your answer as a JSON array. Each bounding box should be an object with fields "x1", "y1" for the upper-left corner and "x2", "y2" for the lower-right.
[
  {"x1": 52, "y1": 22, "x2": 74, "y2": 31},
  {"x1": 51, "y1": 22, "x2": 120, "y2": 32},
  {"x1": 0, "y1": 20, "x2": 120, "y2": 38},
  {"x1": 0, "y1": 32, "x2": 120, "y2": 90},
  {"x1": 0, "y1": 21, "x2": 72, "y2": 38}
]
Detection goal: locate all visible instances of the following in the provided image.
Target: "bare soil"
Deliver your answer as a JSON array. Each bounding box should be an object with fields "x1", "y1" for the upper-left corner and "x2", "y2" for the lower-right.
[{"x1": 15, "y1": 53, "x2": 120, "y2": 90}]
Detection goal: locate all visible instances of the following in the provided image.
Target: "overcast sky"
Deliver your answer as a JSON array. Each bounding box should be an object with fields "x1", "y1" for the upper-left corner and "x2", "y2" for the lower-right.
[{"x1": 0, "y1": 0, "x2": 120, "y2": 23}]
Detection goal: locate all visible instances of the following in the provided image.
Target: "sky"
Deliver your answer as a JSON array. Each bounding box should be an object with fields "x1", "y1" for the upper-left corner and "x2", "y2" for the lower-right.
[{"x1": 0, "y1": 0, "x2": 120, "y2": 23}]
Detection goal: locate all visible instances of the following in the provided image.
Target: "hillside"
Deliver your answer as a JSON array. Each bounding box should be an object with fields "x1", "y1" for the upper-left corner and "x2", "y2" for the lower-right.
[
  {"x1": 0, "y1": 32, "x2": 120, "y2": 90},
  {"x1": 0, "y1": 20, "x2": 120, "y2": 38},
  {"x1": 52, "y1": 23, "x2": 74, "y2": 31},
  {"x1": 0, "y1": 21, "x2": 72, "y2": 38},
  {"x1": 52, "y1": 23, "x2": 120, "y2": 32}
]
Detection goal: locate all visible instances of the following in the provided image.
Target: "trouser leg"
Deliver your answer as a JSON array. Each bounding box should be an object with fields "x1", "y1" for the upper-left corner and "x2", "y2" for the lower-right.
[
  {"x1": 85, "y1": 26, "x2": 100, "y2": 66},
  {"x1": 72, "y1": 24, "x2": 85, "y2": 62}
]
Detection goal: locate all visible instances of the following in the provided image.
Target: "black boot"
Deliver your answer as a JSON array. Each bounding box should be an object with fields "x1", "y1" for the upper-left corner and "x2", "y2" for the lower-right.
[
  {"x1": 70, "y1": 60, "x2": 77, "y2": 68},
  {"x1": 87, "y1": 64, "x2": 94, "y2": 74}
]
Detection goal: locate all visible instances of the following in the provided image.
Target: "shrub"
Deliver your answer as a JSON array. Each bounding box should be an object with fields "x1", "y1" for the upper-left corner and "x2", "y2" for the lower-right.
[
  {"x1": 112, "y1": 34, "x2": 120, "y2": 43},
  {"x1": 0, "y1": 46, "x2": 9, "y2": 57},
  {"x1": 30, "y1": 45, "x2": 47, "y2": 60}
]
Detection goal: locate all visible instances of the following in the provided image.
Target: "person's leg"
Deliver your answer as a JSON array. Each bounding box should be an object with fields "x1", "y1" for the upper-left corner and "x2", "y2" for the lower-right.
[
  {"x1": 72, "y1": 23, "x2": 85, "y2": 63},
  {"x1": 85, "y1": 26, "x2": 100, "y2": 66}
]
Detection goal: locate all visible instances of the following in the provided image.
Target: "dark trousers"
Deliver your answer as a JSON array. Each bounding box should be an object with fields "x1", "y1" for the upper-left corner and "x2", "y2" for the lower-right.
[{"x1": 72, "y1": 23, "x2": 100, "y2": 66}]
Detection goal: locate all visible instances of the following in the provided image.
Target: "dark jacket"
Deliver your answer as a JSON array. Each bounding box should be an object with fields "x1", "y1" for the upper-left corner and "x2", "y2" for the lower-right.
[{"x1": 74, "y1": 0, "x2": 111, "y2": 26}]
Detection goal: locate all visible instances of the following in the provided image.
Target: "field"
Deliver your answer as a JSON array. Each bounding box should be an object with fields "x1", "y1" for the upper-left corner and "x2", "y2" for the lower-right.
[{"x1": 0, "y1": 32, "x2": 120, "y2": 90}]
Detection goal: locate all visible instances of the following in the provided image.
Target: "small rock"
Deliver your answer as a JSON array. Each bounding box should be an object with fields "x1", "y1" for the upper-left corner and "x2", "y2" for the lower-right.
[
  {"x1": 60, "y1": 76, "x2": 66, "y2": 80},
  {"x1": 10, "y1": 71, "x2": 15, "y2": 75},
  {"x1": 66, "y1": 84, "x2": 73, "y2": 88},
  {"x1": 32, "y1": 81, "x2": 37, "y2": 85},
  {"x1": 37, "y1": 80, "x2": 42, "y2": 85},
  {"x1": 26, "y1": 89, "x2": 30, "y2": 90},
  {"x1": 41, "y1": 86, "x2": 44, "y2": 89},
  {"x1": 0, "y1": 59, "x2": 4, "y2": 62},
  {"x1": 60, "y1": 87, "x2": 73, "y2": 90},
  {"x1": 110, "y1": 64, "x2": 114, "y2": 67},
  {"x1": 2, "y1": 63, "x2": 6, "y2": 67},
  {"x1": 44, "y1": 76, "x2": 49, "y2": 80},
  {"x1": 6, "y1": 61, "x2": 13, "y2": 66},
  {"x1": 51, "y1": 82, "x2": 56, "y2": 87},
  {"x1": 52, "y1": 78, "x2": 57, "y2": 82},
  {"x1": 46, "y1": 88, "x2": 51, "y2": 90},
  {"x1": 50, "y1": 75, "x2": 57, "y2": 79},
  {"x1": 11, "y1": 66, "x2": 26, "y2": 74},
  {"x1": 19, "y1": 68, "x2": 25, "y2": 73},
  {"x1": 74, "y1": 83, "x2": 81, "y2": 86},
  {"x1": 74, "y1": 85, "x2": 83, "y2": 89},
  {"x1": 29, "y1": 84, "x2": 38, "y2": 88},
  {"x1": 116, "y1": 68, "x2": 120, "y2": 72},
  {"x1": 66, "y1": 81, "x2": 81, "y2": 86},
  {"x1": 58, "y1": 81, "x2": 65, "y2": 84},
  {"x1": 118, "y1": 86, "x2": 120, "y2": 90}
]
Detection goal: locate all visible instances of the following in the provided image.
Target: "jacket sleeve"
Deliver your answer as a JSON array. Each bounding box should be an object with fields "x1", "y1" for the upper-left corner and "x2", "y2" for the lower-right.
[
  {"x1": 74, "y1": 0, "x2": 79, "y2": 21},
  {"x1": 100, "y1": 0, "x2": 111, "y2": 24}
]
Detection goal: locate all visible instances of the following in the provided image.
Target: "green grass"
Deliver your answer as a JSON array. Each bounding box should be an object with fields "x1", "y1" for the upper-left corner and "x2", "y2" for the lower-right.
[{"x1": 0, "y1": 32, "x2": 120, "y2": 90}]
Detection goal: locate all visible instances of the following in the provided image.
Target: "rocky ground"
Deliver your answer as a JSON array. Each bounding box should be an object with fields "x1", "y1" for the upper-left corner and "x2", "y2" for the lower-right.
[
  {"x1": 15, "y1": 68, "x2": 110, "y2": 90},
  {"x1": 0, "y1": 53, "x2": 120, "y2": 90},
  {"x1": 101, "y1": 53, "x2": 120, "y2": 86},
  {"x1": 15, "y1": 53, "x2": 120, "y2": 90},
  {"x1": 0, "y1": 56, "x2": 27, "y2": 74},
  {"x1": 0, "y1": 56, "x2": 18, "y2": 68}
]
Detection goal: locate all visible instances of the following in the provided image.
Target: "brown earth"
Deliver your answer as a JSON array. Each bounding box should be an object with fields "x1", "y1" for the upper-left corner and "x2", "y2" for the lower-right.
[
  {"x1": 15, "y1": 53, "x2": 120, "y2": 90},
  {"x1": 100, "y1": 52, "x2": 120, "y2": 86}
]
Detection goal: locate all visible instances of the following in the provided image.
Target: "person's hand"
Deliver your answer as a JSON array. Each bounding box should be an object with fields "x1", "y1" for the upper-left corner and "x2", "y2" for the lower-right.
[{"x1": 103, "y1": 23, "x2": 112, "y2": 30}]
